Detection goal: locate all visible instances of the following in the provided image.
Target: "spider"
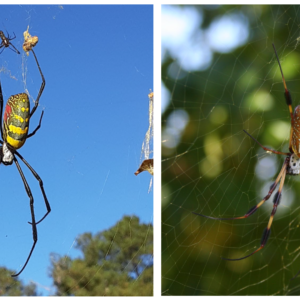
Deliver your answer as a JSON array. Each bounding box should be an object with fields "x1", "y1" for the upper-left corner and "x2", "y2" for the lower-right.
[
  {"x1": 193, "y1": 44, "x2": 300, "y2": 273},
  {"x1": 0, "y1": 30, "x2": 20, "y2": 54},
  {"x1": 0, "y1": 49, "x2": 51, "y2": 277}
]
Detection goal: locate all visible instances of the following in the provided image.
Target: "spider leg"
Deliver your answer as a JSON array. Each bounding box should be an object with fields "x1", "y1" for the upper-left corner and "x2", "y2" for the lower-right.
[
  {"x1": 30, "y1": 50, "x2": 45, "y2": 118},
  {"x1": 9, "y1": 32, "x2": 16, "y2": 40},
  {"x1": 0, "y1": 76, "x2": 4, "y2": 140},
  {"x1": 272, "y1": 44, "x2": 294, "y2": 153},
  {"x1": 193, "y1": 158, "x2": 288, "y2": 220},
  {"x1": 243, "y1": 130, "x2": 289, "y2": 156},
  {"x1": 222, "y1": 158, "x2": 288, "y2": 261},
  {"x1": 0, "y1": 45, "x2": 5, "y2": 55},
  {"x1": 14, "y1": 150, "x2": 51, "y2": 225},
  {"x1": 8, "y1": 44, "x2": 20, "y2": 54},
  {"x1": 11, "y1": 157, "x2": 37, "y2": 277},
  {"x1": 27, "y1": 111, "x2": 44, "y2": 138}
]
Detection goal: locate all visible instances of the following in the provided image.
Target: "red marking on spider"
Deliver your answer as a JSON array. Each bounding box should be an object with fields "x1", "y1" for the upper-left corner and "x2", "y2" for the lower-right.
[{"x1": 4, "y1": 104, "x2": 12, "y2": 122}]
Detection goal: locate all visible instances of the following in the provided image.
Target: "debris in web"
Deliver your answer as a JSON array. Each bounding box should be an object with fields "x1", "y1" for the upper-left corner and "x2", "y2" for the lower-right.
[
  {"x1": 22, "y1": 26, "x2": 41, "y2": 106},
  {"x1": 23, "y1": 26, "x2": 38, "y2": 56},
  {"x1": 135, "y1": 158, "x2": 153, "y2": 176},
  {"x1": 135, "y1": 91, "x2": 153, "y2": 191}
]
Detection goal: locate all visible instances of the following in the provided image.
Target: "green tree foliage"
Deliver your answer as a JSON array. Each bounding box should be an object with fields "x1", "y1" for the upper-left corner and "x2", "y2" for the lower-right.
[
  {"x1": 0, "y1": 267, "x2": 38, "y2": 296},
  {"x1": 50, "y1": 215, "x2": 153, "y2": 296},
  {"x1": 162, "y1": 5, "x2": 300, "y2": 296}
]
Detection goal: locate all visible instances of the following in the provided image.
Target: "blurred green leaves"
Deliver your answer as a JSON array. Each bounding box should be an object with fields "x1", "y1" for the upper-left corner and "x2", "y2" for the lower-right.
[{"x1": 162, "y1": 5, "x2": 300, "y2": 295}]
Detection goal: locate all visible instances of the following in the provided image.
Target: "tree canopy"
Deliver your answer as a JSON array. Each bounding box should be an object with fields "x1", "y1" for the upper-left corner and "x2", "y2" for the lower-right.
[
  {"x1": 50, "y1": 215, "x2": 153, "y2": 296},
  {"x1": 0, "y1": 267, "x2": 38, "y2": 296}
]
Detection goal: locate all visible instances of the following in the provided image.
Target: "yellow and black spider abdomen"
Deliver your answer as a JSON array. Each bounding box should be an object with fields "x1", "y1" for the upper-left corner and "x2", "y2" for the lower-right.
[{"x1": 3, "y1": 93, "x2": 30, "y2": 149}]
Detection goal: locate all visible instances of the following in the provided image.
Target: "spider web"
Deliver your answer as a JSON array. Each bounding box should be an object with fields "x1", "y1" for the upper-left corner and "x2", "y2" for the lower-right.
[
  {"x1": 0, "y1": 5, "x2": 153, "y2": 296},
  {"x1": 162, "y1": 5, "x2": 300, "y2": 296},
  {"x1": 136, "y1": 91, "x2": 154, "y2": 192}
]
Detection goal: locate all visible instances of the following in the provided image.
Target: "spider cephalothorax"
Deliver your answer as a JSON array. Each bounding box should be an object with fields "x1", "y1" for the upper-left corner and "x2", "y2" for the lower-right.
[
  {"x1": 287, "y1": 153, "x2": 300, "y2": 175},
  {"x1": 2, "y1": 142, "x2": 14, "y2": 165}
]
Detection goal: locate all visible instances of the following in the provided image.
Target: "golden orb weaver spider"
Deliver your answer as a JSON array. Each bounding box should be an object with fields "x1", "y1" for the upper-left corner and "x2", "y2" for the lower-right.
[
  {"x1": 0, "y1": 49, "x2": 51, "y2": 277},
  {"x1": 193, "y1": 44, "x2": 300, "y2": 277}
]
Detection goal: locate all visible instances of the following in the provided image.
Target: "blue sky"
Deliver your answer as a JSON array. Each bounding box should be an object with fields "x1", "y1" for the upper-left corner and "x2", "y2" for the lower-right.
[{"x1": 0, "y1": 5, "x2": 153, "y2": 295}]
